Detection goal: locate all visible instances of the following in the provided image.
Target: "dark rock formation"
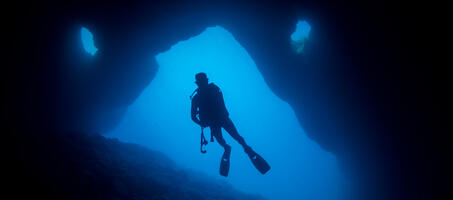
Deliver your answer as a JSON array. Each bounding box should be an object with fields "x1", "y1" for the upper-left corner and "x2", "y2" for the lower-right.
[
  {"x1": 5, "y1": 1, "x2": 446, "y2": 200},
  {"x1": 7, "y1": 130, "x2": 265, "y2": 200}
]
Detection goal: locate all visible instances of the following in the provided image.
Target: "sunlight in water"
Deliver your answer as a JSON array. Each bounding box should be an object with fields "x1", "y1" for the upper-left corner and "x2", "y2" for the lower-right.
[
  {"x1": 81, "y1": 27, "x2": 98, "y2": 55},
  {"x1": 291, "y1": 20, "x2": 311, "y2": 54},
  {"x1": 108, "y1": 26, "x2": 343, "y2": 200}
]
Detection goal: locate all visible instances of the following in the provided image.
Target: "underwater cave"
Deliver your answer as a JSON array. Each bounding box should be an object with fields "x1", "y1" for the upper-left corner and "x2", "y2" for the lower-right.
[
  {"x1": 6, "y1": 2, "x2": 443, "y2": 200},
  {"x1": 106, "y1": 25, "x2": 344, "y2": 200}
]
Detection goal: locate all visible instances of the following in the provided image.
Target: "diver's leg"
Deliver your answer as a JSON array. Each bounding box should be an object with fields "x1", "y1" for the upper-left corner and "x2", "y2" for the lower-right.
[
  {"x1": 211, "y1": 125, "x2": 231, "y2": 176},
  {"x1": 210, "y1": 126, "x2": 231, "y2": 151},
  {"x1": 222, "y1": 118, "x2": 252, "y2": 153}
]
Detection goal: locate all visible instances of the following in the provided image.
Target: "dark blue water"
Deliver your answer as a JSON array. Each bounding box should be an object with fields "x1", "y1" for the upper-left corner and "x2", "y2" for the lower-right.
[{"x1": 105, "y1": 26, "x2": 344, "y2": 200}]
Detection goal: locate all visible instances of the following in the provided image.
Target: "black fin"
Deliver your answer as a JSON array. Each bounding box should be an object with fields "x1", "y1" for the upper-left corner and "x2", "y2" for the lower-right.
[
  {"x1": 248, "y1": 151, "x2": 270, "y2": 174},
  {"x1": 219, "y1": 148, "x2": 231, "y2": 177}
]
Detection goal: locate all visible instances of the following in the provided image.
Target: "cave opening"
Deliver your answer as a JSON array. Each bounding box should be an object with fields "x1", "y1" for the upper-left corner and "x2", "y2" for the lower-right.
[
  {"x1": 291, "y1": 20, "x2": 311, "y2": 54},
  {"x1": 107, "y1": 25, "x2": 344, "y2": 200},
  {"x1": 81, "y1": 27, "x2": 98, "y2": 56}
]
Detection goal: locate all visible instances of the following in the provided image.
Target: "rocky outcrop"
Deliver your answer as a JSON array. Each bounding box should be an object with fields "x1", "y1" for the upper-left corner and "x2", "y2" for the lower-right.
[{"x1": 6, "y1": 130, "x2": 265, "y2": 200}]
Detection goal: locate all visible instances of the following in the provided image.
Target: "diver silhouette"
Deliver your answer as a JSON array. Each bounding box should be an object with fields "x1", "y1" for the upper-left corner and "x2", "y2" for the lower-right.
[{"x1": 190, "y1": 72, "x2": 270, "y2": 176}]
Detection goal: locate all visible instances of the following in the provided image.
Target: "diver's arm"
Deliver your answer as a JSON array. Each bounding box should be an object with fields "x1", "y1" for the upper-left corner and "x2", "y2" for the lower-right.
[{"x1": 191, "y1": 98, "x2": 201, "y2": 125}]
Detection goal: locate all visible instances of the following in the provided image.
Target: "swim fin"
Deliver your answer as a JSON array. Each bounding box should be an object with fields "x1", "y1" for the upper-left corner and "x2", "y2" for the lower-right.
[
  {"x1": 219, "y1": 147, "x2": 231, "y2": 177},
  {"x1": 246, "y1": 149, "x2": 270, "y2": 174}
]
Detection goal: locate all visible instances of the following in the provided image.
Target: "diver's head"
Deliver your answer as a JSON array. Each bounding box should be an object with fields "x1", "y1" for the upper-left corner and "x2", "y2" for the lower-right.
[{"x1": 195, "y1": 72, "x2": 209, "y2": 88}]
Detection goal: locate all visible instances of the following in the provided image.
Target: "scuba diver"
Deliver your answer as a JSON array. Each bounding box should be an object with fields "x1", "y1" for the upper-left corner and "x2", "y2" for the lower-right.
[{"x1": 190, "y1": 72, "x2": 270, "y2": 177}]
